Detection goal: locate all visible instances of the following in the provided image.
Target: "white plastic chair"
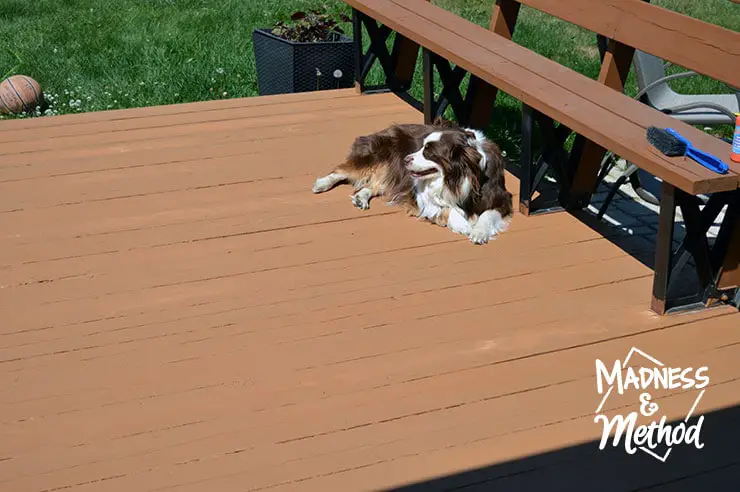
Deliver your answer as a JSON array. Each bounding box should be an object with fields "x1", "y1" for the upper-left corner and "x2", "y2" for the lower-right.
[
  {"x1": 595, "y1": 50, "x2": 739, "y2": 220},
  {"x1": 634, "y1": 50, "x2": 738, "y2": 124}
]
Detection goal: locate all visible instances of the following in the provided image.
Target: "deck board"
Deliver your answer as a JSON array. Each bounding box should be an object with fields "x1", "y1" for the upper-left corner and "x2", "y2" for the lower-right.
[{"x1": 1, "y1": 89, "x2": 738, "y2": 491}]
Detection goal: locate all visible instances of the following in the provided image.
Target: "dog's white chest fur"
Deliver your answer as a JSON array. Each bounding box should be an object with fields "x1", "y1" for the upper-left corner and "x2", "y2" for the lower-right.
[{"x1": 414, "y1": 176, "x2": 448, "y2": 220}]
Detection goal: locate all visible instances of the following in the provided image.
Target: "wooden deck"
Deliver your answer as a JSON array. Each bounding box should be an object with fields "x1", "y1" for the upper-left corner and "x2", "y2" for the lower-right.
[{"x1": 1, "y1": 89, "x2": 739, "y2": 491}]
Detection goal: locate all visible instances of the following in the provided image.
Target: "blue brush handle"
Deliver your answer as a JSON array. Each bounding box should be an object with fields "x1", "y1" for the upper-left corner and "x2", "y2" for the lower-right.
[{"x1": 666, "y1": 128, "x2": 729, "y2": 174}]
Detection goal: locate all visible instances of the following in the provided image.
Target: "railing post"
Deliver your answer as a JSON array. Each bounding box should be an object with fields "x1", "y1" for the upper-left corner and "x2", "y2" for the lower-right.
[
  {"x1": 652, "y1": 181, "x2": 676, "y2": 315},
  {"x1": 422, "y1": 47, "x2": 434, "y2": 124},
  {"x1": 567, "y1": 1, "x2": 650, "y2": 209},
  {"x1": 352, "y1": 8, "x2": 364, "y2": 94},
  {"x1": 459, "y1": 0, "x2": 522, "y2": 129},
  {"x1": 519, "y1": 104, "x2": 534, "y2": 215},
  {"x1": 716, "y1": 190, "x2": 740, "y2": 292}
]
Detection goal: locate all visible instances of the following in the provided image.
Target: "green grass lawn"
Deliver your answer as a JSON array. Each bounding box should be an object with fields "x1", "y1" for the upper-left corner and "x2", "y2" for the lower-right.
[
  {"x1": 0, "y1": 0, "x2": 355, "y2": 116},
  {"x1": 1, "y1": 0, "x2": 737, "y2": 145}
]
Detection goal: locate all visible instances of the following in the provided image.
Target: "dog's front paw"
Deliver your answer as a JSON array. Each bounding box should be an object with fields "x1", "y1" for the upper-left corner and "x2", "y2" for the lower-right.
[
  {"x1": 469, "y1": 228, "x2": 491, "y2": 245},
  {"x1": 447, "y1": 208, "x2": 473, "y2": 237}
]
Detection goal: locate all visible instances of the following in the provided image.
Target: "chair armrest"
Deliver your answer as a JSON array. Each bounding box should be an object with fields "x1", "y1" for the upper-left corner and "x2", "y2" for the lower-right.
[
  {"x1": 634, "y1": 71, "x2": 697, "y2": 100},
  {"x1": 660, "y1": 102, "x2": 737, "y2": 121}
]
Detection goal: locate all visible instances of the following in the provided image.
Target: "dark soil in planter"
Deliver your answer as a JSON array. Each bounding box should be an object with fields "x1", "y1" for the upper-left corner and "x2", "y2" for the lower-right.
[{"x1": 252, "y1": 28, "x2": 355, "y2": 96}]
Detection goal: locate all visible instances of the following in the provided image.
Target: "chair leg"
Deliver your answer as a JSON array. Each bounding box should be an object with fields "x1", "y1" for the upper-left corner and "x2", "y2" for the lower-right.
[
  {"x1": 628, "y1": 170, "x2": 660, "y2": 206},
  {"x1": 596, "y1": 162, "x2": 640, "y2": 220},
  {"x1": 597, "y1": 175, "x2": 627, "y2": 220},
  {"x1": 594, "y1": 152, "x2": 616, "y2": 190},
  {"x1": 597, "y1": 161, "x2": 666, "y2": 220}
]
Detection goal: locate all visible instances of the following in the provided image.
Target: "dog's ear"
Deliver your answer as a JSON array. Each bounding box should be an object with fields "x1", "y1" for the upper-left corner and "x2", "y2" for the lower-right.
[
  {"x1": 454, "y1": 144, "x2": 485, "y2": 171},
  {"x1": 463, "y1": 129, "x2": 477, "y2": 140},
  {"x1": 451, "y1": 133, "x2": 485, "y2": 171},
  {"x1": 448, "y1": 144, "x2": 482, "y2": 191},
  {"x1": 431, "y1": 116, "x2": 446, "y2": 127},
  {"x1": 432, "y1": 116, "x2": 456, "y2": 128}
]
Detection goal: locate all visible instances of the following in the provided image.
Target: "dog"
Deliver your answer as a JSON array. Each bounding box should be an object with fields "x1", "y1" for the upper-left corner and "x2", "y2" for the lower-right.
[{"x1": 311, "y1": 118, "x2": 513, "y2": 244}]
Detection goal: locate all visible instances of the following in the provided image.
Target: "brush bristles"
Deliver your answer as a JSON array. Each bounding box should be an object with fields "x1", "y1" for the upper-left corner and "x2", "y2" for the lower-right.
[{"x1": 647, "y1": 126, "x2": 687, "y2": 157}]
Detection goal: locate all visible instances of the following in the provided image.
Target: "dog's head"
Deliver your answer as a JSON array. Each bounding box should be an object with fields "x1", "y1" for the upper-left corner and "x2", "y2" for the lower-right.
[{"x1": 403, "y1": 127, "x2": 486, "y2": 202}]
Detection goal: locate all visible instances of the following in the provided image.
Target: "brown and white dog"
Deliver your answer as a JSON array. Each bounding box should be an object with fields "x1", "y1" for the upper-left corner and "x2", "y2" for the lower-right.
[{"x1": 312, "y1": 118, "x2": 513, "y2": 244}]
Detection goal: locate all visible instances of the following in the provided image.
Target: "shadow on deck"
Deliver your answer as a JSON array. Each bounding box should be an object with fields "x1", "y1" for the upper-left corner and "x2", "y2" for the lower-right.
[{"x1": 389, "y1": 404, "x2": 740, "y2": 491}]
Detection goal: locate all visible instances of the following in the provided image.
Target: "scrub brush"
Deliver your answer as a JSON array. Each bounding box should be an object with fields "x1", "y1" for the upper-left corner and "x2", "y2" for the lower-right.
[{"x1": 646, "y1": 126, "x2": 729, "y2": 174}]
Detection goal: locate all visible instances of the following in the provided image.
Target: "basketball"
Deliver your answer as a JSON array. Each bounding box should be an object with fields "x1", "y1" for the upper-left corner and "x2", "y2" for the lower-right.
[{"x1": 0, "y1": 75, "x2": 44, "y2": 115}]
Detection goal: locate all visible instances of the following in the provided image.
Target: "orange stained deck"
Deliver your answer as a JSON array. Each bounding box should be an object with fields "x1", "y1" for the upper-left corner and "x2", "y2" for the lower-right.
[{"x1": 1, "y1": 89, "x2": 739, "y2": 491}]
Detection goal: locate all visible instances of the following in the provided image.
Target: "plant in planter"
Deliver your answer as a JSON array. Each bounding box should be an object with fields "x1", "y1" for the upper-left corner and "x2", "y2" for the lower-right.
[{"x1": 252, "y1": 9, "x2": 355, "y2": 95}]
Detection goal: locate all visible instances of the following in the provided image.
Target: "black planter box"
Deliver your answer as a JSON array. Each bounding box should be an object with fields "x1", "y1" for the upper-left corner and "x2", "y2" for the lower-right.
[{"x1": 252, "y1": 28, "x2": 355, "y2": 96}]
